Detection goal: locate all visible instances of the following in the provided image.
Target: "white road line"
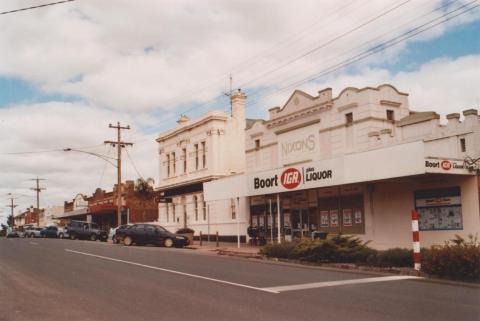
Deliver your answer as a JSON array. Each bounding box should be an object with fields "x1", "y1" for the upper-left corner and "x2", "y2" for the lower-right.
[
  {"x1": 65, "y1": 249, "x2": 279, "y2": 294},
  {"x1": 29, "y1": 241, "x2": 38, "y2": 245},
  {"x1": 262, "y1": 275, "x2": 422, "y2": 293}
]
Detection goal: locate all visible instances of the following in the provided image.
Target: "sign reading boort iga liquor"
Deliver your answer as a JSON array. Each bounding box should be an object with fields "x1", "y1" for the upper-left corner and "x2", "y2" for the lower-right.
[{"x1": 248, "y1": 158, "x2": 343, "y2": 195}]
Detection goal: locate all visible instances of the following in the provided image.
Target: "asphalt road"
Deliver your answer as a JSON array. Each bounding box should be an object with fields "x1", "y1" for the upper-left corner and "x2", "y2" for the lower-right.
[{"x1": 0, "y1": 238, "x2": 478, "y2": 321}]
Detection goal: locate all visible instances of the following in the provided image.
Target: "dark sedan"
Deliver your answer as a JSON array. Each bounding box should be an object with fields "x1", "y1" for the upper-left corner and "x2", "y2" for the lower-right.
[
  {"x1": 114, "y1": 224, "x2": 188, "y2": 248},
  {"x1": 40, "y1": 226, "x2": 59, "y2": 238}
]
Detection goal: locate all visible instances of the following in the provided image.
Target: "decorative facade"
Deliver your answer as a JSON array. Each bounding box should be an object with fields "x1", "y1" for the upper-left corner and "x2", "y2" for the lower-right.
[{"x1": 204, "y1": 84, "x2": 480, "y2": 249}]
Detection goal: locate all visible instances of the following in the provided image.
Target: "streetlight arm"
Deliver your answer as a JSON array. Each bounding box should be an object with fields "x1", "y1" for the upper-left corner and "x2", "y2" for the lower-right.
[{"x1": 63, "y1": 148, "x2": 117, "y2": 168}]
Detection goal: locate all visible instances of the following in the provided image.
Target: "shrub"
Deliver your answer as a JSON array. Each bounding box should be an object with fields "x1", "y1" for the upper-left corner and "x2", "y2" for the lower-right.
[
  {"x1": 422, "y1": 234, "x2": 480, "y2": 282},
  {"x1": 368, "y1": 248, "x2": 413, "y2": 267},
  {"x1": 260, "y1": 241, "x2": 298, "y2": 259},
  {"x1": 261, "y1": 235, "x2": 375, "y2": 264},
  {"x1": 176, "y1": 228, "x2": 195, "y2": 234}
]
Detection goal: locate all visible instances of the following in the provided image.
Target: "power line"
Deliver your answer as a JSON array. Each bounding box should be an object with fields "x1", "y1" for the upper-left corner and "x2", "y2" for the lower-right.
[
  {"x1": 244, "y1": 0, "x2": 479, "y2": 109},
  {"x1": 237, "y1": 0, "x2": 413, "y2": 89},
  {"x1": 133, "y1": 0, "x2": 457, "y2": 133},
  {"x1": 125, "y1": 148, "x2": 144, "y2": 180},
  {"x1": 0, "y1": 0, "x2": 76, "y2": 15}
]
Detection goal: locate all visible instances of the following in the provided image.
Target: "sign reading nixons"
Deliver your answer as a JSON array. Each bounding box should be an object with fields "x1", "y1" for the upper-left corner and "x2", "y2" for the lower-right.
[{"x1": 253, "y1": 166, "x2": 333, "y2": 191}]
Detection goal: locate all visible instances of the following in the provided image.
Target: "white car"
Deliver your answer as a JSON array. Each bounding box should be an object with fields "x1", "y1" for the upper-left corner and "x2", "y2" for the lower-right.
[{"x1": 57, "y1": 227, "x2": 69, "y2": 239}]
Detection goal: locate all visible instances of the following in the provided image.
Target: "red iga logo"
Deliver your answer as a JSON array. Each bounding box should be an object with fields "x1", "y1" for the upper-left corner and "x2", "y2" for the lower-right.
[
  {"x1": 280, "y1": 168, "x2": 302, "y2": 189},
  {"x1": 441, "y1": 160, "x2": 452, "y2": 170}
]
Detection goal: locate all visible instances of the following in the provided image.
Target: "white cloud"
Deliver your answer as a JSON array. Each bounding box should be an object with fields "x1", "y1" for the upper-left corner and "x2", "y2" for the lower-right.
[{"x1": 1, "y1": 0, "x2": 478, "y2": 111}]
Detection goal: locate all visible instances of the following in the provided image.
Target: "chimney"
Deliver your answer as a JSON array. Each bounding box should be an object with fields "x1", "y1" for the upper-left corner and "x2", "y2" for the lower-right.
[
  {"x1": 177, "y1": 115, "x2": 190, "y2": 126},
  {"x1": 231, "y1": 89, "x2": 246, "y2": 120},
  {"x1": 462, "y1": 109, "x2": 478, "y2": 128},
  {"x1": 446, "y1": 113, "x2": 460, "y2": 129}
]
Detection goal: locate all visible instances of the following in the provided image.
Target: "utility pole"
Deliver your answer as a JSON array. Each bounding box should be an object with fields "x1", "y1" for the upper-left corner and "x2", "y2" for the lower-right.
[
  {"x1": 224, "y1": 74, "x2": 233, "y2": 115},
  {"x1": 6, "y1": 195, "x2": 18, "y2": 227},
  {"x1": 104, "y1": 122, "x2": 133, "y2": 227},
  {"x1": 30, "y1": 177, "x2": 46, "y2": 226}
]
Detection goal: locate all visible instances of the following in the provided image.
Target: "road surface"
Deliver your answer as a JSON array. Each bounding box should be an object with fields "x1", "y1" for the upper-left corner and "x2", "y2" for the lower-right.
[{"x1": 0, "y1": 238, "x2": 478, "y2": 321}]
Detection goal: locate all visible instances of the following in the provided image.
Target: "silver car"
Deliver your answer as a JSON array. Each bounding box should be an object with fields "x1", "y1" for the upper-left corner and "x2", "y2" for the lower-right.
[{"x1": 25, "y1": 227, "x2": 43, "y2": 238}]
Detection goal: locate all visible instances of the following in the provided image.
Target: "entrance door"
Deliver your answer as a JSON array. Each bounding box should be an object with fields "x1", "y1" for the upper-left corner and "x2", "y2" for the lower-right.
[{"x1": 290, "y1": 209, "x2": 309, "y2": 239}]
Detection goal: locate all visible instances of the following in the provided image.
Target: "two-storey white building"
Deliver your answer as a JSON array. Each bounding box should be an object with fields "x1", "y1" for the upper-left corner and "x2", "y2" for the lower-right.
[
  {"x1": 204, "y1": 84, "x2": 480, "y2": 249},
  {"x1": 157, "y1": 90, "x2": 250, "y2": 241}
]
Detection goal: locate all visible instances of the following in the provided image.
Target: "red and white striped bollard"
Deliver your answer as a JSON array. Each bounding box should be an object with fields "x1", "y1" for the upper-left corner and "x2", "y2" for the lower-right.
[{"x1": 411, "y1": 210, "x2": 421, "y2": 271}]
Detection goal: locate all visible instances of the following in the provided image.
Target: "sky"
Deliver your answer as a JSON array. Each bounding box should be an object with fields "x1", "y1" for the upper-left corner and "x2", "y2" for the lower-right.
[{"x1": 0, "y1": 0, "x2": 479, "y2": 224}]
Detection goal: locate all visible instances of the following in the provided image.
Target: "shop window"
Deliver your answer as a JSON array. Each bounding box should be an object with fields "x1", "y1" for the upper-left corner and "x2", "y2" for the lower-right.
[
  {"x1": 231, "y1": 199, "x2": 236, "y2": 220},
  {"x1": 194, "y1": 196, "x2": 198, "y2": 221},
  {"x1": 194, "y1": 144, "x2": 199, "y2": 170},
  {"x1": 166, "y1": 204, "x2": 169, "y2": 223},
  {"x1": 172, "y1": 204, "x2": 176, "y2": 222},
  {"x1": 387, "y1": 109, "x2": 394, "y2": 121},
  {"x1": 345, "y1": 112, "x2": 353, "y2": 125},
  {"x1": 415, "y1": 187, "x2": 462, "y2": 231},
  {"x1": 317, "y1": 194, "x2": 365, "y2": 235},
  {"x1": 460, "y1": 138, "x2": 466, "y2": 152}
]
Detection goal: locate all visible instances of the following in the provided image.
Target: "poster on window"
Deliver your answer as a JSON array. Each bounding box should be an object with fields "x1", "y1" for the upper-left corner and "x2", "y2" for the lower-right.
[
  {"x1": 354, "y1": 209, "x2": 363, "y2": 224},
  {"x1": 415, "y1": 187, "x2": 462, "y2": 231},
  {"x1": 417, "y1": 206, "x2": 462, "y2": 230},
  {"x1": 330, "y1": 209, "x2": 339, "y2": 227},
  {"x1": 320, "y1": 210, "x2": 329, "y2": 227},
  {"x1": 343, "y1": 209, "x2": 352, "y2": 226}
]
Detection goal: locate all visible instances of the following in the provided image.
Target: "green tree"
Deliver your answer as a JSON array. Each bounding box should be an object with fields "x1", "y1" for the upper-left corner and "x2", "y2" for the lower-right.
[{"x1": 134, "y1": 177, "x2": 155, "y2": 199}]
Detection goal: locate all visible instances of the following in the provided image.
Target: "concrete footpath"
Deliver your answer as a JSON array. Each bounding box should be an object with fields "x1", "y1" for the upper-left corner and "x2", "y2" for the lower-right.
[{"x1": 187, "y1": 241, "x2": 261, "y2": 258}]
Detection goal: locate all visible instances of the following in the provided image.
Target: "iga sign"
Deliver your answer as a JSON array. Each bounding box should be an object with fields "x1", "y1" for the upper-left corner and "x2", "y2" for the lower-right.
[
  {"x1": 250, "y1": 159, "x2": 339, "y2": 195},
  {"x1": 424, "y1": 158, "x2": 473, "y2": 175}
]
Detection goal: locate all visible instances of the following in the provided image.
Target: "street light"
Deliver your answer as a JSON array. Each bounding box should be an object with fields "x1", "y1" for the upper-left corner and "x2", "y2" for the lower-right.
[
  {"x1": 64, "y1": 147, "x2": 123, "y2": 227},
  {"x1": 63, "y1": 148, "x2": 117, "y2": 168}
]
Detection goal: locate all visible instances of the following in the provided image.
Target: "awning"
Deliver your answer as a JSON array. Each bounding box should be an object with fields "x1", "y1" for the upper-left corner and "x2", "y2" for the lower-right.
[{"x1": 53, "y1": 208, "x2": 89, "y2": 219}]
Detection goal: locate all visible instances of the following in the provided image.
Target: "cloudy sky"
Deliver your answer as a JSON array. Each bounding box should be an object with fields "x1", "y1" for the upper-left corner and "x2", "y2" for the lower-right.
[{"x1": 0, "y1": 0, "x2": 479, "y2": 223}]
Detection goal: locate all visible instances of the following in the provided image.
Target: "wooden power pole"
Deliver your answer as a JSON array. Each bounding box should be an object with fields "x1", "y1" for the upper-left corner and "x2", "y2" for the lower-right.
[
  {"x1": 30, "y1": 177, "x2": 46, "y2": 226},
  {"x1": 6, "y1": 195, "x2": 18, "y2": 227},
  {"x1": 104, "y1": 122, "x2": 133, "y2": 227}
]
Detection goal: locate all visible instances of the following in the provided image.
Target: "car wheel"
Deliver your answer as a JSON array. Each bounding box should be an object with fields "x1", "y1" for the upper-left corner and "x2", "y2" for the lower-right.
[
  {"x1": 123, "y1": 236, "x2": 133, "y2": 246},
  {"x1": 164, "y1": 238, "x2": 174, "y2": 248},
  {"x1": 90, "y1": 234, "x2": 97, "y2": 241},
  {"x1": 70, "y1": 233, "x2": 76, "y2": 240},
  {"x1": 42, "y1": 234, "x2": 46, "y2": 238},
  {"x1": 59, "y1": 233, "x2": 64, "y2": 239},
  {"x1": 112, "y1": 237, "x2": 118, "y2": 244},
  {"x1": 31, "y1": 233, "x2": 35, "y2": 238}
]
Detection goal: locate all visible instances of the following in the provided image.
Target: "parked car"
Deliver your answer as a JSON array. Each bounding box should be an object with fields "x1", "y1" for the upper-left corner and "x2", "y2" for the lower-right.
[
  {"x1": 110, "y1": 224, "x2": 132, "y2": 244},
  {"x1": 114, "y1": 224, "x2": 189, "y2": 247},
  {"x1": 57, "y1": 227, "x2": 69, "y2": 239},
  {"x1": 40, "y1": 225, "x2": 60, "y2": 238},
  {"x1": 66, "y1": 220, "x2": 108, "y2": 242},
  {"x1": 25, "y1": 227, "x2": 43, "y2": 238},
  {"x1": 6, "y1": 227, "x2": 20, "y2": 238}
]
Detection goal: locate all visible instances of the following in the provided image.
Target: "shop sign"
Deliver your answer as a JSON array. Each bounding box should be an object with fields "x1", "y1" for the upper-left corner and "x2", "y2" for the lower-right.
[
  {"x1": 424, "y1": 158, "x2": 473, "y2": 175},
  {"x1": 250, "y1": 159, "x2": 340, "y2": 195},
  {"x1": 278, "y1": 126, "x2": 318, "y2": 165}
]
